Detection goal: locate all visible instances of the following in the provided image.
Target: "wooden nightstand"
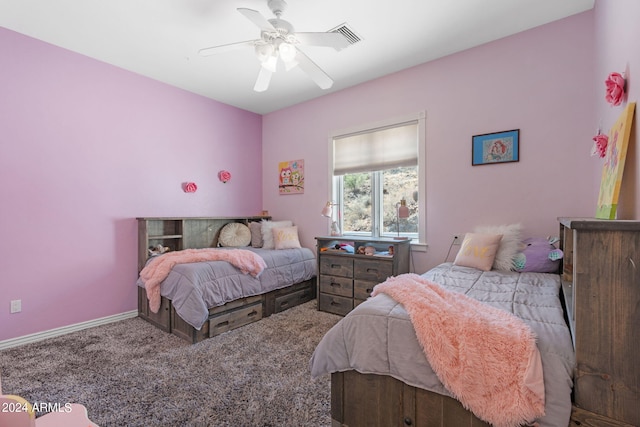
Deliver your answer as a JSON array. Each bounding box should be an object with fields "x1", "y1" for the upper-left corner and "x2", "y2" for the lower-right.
[{"x1": 315, "y1": 236, "x2": 411, "y2": 316}]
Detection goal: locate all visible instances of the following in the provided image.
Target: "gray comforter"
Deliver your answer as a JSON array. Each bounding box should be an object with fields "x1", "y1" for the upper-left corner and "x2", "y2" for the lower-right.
[
  {"x1": 310, "y1": 262, "x2": 575, "y2": 427},
  {"x1": 137, "y1": 247, "x2": 316, "y2": 330}
]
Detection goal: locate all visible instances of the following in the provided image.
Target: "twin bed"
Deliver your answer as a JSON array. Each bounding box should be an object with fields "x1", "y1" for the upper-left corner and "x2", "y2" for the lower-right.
[
  {"x1": 136, "y1": 217, "x2": 316, "y2": 343},
  {"x1": 310, "y1": 262, "x2": 575, "y2": 427}
]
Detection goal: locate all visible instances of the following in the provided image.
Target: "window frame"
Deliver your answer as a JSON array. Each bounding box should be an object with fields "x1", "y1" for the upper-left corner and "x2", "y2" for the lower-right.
[{"x1": 327, "y1": 112, "x2": 426, "y2": 244}]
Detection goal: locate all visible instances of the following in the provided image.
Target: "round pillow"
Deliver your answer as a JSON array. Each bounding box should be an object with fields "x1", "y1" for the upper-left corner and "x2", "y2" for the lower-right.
[{"x1": 218, "y1": 222, "x2": 251, "y2": 247}]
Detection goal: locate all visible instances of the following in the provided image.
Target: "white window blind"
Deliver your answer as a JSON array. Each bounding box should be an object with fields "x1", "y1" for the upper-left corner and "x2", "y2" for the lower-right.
[{"x1": 333, "y1": 121, "x2": 418, "y2": 176}]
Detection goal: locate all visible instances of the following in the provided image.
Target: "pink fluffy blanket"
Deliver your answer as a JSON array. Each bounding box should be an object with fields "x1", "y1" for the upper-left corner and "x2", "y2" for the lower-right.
[
  {"x1": 372, "y1": 274, "x2": 545, "y2": 427},
  {"x1": 140, "y1": 248, "x2": 267, "y2": 313}
]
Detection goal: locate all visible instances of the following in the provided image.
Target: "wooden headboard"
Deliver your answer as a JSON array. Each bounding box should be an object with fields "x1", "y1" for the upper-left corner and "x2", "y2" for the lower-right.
[{"x1": 136, "y1": 216, "x2": 270, "y2": 272}]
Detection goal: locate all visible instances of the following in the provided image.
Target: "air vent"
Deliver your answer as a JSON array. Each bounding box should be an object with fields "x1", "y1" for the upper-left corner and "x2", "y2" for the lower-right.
[{"x1": 329, "y1": 23, "x2": 362, "y2": 46}]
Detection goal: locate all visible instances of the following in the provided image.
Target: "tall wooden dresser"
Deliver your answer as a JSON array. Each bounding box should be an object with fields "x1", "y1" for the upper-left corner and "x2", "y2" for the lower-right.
[{"x1": 559, "y1": 217, "x2": 640, "y2": 426}]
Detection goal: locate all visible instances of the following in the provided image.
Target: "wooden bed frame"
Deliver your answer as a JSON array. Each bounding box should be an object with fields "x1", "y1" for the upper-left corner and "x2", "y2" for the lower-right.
[
  {"x1": 331, "y1": 371, "x2": 614, "y2": 427},
  {"x1": 331, "y1": 371, "x2": 490, "y2": 427},
  {"x1": 136, "y1": 216, "x2": 316, "y2": 344}
]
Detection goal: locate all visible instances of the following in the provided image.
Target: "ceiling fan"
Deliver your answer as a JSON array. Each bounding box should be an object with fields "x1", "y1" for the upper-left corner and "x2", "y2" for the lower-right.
[{"x1": 199, "y1": 0, "x2": 350, "y2": 92}]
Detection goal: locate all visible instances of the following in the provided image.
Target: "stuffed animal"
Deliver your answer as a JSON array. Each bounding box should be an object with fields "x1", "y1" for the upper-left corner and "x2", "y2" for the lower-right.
[
  {"x1": 514, "y1": 237, "x2": 563, "y2": 273},
  {"x1": 148, "y1": 244, "x2": 170, "y2": 256}
]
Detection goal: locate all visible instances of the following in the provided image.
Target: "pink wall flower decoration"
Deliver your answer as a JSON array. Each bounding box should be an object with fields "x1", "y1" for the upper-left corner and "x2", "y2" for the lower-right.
[
  {"x1": 182, "y1": 182, "x2": 198, "y2": 193},
  {"x1": 605, "y1": 72, "x2": 625, "y2": 106},
  {"x1": 591, "y1": 133, "x2": 609, "y2": 158},
  {"x1": 218, "y1": 170, "x2": 231, "y2": 183}
]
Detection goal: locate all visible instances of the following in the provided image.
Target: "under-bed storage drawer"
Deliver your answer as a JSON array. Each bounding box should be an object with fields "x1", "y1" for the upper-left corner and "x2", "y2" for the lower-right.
[
  {"x1": 274, "y1": 287, "x2": 315, "y2": 313},
  {"x1": 209, "y1": 302, "x2": 262, "y2": 337},
  {"x1": 319, "y1": 293, "x2": 353, "y2": 316},
  {"x1": 320, "y1": 256, "x2": 354, "y2": 278},
  {"x1": 354, "y1": 260, "x2": 393, "y2": 282}
]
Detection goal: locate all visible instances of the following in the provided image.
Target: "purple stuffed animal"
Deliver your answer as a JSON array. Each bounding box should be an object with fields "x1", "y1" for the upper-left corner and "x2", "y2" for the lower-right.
[{"x1": 514, "y1": 237, "x2": 563, "y2": 273}]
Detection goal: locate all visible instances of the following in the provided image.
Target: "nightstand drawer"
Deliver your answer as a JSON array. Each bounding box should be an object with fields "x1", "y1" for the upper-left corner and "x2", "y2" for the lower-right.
[
  {"x1": 320, "y1": 275, "x2": 353, "y2": 297},
  {"x1": 319, "y1": 293, "x2": 353, "y2": 316},
  {"x1": 354, "y1": 280, "x2": 377, "y2": 300},
  {"x1": 354, "y1": 259, "x2": 393, "y2": 282},
  {"x1": 320, "y1": 255, "x2": 354, "y2": 277}
]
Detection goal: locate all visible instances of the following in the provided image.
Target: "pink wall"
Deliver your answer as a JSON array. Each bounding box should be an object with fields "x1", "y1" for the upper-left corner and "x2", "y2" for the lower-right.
[
  {"x1": 0, "y1": 28, "x2": 263, "y2": 341},
  {"x1": 593, "y1": 0, "x2": 640, "y2": 218},
  {"x1": 6, "y1": 3, "x2": 637, "y2": 343},
  {"x1": 262, "y1": 11, "x2": 597, "y2": 273}
]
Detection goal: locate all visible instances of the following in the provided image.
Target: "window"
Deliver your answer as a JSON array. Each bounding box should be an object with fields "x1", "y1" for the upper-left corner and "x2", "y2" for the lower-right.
[{"x1": 329, "y1": 113, "x2": 425, "y2": 242}]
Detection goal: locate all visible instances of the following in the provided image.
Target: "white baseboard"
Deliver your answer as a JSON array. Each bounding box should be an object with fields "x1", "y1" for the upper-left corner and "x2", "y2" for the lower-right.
[{"x1": 0, "y1": 310, "x2": 138, "y2": 350}]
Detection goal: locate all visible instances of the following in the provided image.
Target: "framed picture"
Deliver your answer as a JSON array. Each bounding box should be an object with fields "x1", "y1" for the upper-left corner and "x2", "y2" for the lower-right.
[
  {"x1": 596, "y1": 102, "x2": 636, "y2": 219},
  {"x1": 278, "y1": 159, "x2": 304, "y2": 195},
  {"x1": 472, "y1": 129, "x2": 520, "y2": 166}
]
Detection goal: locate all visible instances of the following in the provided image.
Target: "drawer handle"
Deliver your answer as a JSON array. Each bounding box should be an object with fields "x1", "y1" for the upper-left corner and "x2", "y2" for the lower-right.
[
  {"x1": 330, "y1": 282, "x2": 341, "y2": 287},
  {"x1": 279, "y1": 300, "x2": 290, "y2": 308},
  {"x1": 366, "y1": 268, "x2": 378, "y2": 273},
  {"x1": 248, "y1": 310, "x2": 258, "y2": 317},
  {"x1": 216, "y1": 321, "x2": 229, "y2": 327},
  {"x1": 330, "y1": 300, "x2": 340, "y2": 306},
  {"x1": 366, "y1": 288, "x2": 373, "y2": 293},
  {"x1": 331, "y1": 264, "x2": 342, "y2": 269}
]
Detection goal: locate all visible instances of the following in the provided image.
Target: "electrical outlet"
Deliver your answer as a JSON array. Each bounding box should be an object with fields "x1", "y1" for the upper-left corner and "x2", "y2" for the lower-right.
[{"x1": 10, "y1": 299, "x2": 21, "y2": 313}]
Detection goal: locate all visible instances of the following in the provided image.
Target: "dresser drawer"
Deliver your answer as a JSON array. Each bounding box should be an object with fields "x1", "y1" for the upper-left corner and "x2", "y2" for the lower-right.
[
  {"x1": 354, "y1": 259, "x2": 393, "y2": 282},
  {"x1": 354, "y1": 279, "x2": 377, "y2": 300},
  {"x1": 320, "y1": 255, "x2": 354, "y2": 278},
  {"x1": 320, "y1": 275, "x2": 353, "y2": 297},
  {"x1": 319, "y1": 293, "x2": 353, "y2": 316}
]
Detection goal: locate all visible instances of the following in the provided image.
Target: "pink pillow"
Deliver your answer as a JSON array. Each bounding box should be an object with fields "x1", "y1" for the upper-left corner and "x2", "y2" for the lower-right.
[
  {"x1": 454, "y1": 233, "x2": 503, "y2": 271},
  {"x1": 273, "y1": 226, "x2": 301, "y2": 250}
]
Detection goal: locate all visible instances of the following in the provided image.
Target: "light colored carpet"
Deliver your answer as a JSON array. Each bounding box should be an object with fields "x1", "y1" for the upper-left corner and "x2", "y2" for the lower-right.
[{"x1": 0, "y1": 301, "x2": 341, "y2": 427}]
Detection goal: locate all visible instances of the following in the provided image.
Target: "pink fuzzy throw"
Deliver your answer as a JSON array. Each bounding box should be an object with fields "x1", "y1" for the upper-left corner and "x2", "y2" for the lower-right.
[
  {"x1": 140, "y1": 248, "x2": 267, "y2": 313},
  {"x1": 372, "y1": 274, "x2": 545, "y2": 427}
]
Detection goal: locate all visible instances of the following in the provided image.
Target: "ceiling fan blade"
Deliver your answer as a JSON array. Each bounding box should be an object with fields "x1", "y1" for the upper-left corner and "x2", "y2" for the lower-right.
[
  {"x1": 254, "y1": 67, "x2": 272, "y2": 92},
  {"x1": 199, "y1": 40, "x2": 257, "y2": 56},
  {"x1": 237, "y1": 8, "x2": 275, "y2": 31},
  {"x1": 295, "y1": 32, "x2": 350, "y2": 51},
  {"x1": 295, "y1": 49, "x2": 334, "y2": 90}
]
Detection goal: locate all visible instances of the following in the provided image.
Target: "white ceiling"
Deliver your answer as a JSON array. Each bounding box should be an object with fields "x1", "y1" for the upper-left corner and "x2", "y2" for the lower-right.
[{"x1": 0, "y1": 0, "x2": 594, "y2": 114}]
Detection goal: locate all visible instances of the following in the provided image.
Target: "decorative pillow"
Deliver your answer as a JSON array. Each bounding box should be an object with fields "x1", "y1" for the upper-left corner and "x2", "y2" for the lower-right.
[
  {"x1": 514, "y1": 237, "x2": 564, "y2": 273},
  {"x1": 249, "y1": 221, "x2": 263, "y2": 248},
  {"x1": 273, "y1": 226, "x2": 302, "y2": 250},
  {"x1": 218, "y1": 222, "x2": 251, "y2": 247},
  {"x1": 474, "y1": 223, "x2": 523, "y2": 271},
  {"x1": 454, "y1": 233, "x2": 503, "y2": 271},
  {"x1": 261, "y1": 219, "x2": 293, "y2": 249}
]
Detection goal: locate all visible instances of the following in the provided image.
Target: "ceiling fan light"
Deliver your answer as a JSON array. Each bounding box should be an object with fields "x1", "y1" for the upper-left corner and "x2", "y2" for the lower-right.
[
  {"x1": 278, "y1": 42, "x2": 297, "y2": 62},
  {"x1": 261, "y1": 55, "x2": 278, "y2": 72},
  {"x1": 255, "y1": 43, "x2": 274, "y2": 62}
]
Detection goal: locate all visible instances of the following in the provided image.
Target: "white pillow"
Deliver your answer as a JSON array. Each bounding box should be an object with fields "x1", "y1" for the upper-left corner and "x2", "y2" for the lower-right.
[
  {"x1": 474, "y1": 223, "x2": 523, "y2": 271},
  {"x1": 273, "y1": 226, "x2": 301, "y2": 250},
  {"x1": 261, "y1": 219, "x2": 293, "y2": 249},
  {"x1": 218, "y1": 222, "x2": 251, "y2": 247}
]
